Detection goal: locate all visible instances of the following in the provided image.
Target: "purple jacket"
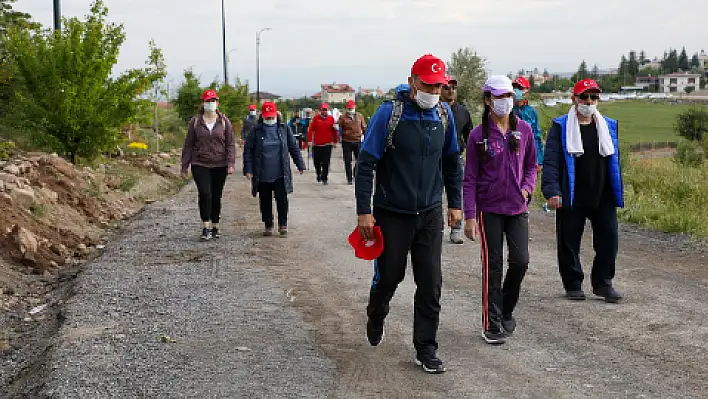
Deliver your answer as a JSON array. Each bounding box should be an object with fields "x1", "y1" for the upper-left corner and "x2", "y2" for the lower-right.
[{"x1": 463, "y1": 117, "x2": 538, "y2": 219}]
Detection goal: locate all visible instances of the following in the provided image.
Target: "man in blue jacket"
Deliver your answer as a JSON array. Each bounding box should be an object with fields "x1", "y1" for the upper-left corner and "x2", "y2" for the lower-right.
[
  {"x1": 541, "y1": 79, "x2": 624, "y2": 303},
  {"x1": 355, "y1": 54, "x2": 463, "y2": 374},
  {"x1": 513, "y1": 76, "x2": 544, "y2": 172}
]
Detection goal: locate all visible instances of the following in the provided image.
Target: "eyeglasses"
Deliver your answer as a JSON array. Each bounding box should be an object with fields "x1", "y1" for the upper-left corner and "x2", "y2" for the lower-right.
[
  {"x1": 578, "y1": 93, "x2": 600, "y2": 101},
  {"x1": 443, "y1": 85, "x2": 457, "y2": 90}
]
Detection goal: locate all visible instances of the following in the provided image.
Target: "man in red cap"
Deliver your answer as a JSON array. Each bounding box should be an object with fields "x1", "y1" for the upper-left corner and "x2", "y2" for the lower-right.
[
  {"x1": 542, "y1": 78, "x2": 624, "y2": 303},
  {"x1": 307, "y1": 102, "x2": 338, "y2": 185},
  {"x1": 241, "y1": 104, "x2": 258, "y2": 146},
  {"x1": 355, "y1": 54, "x2": 462, "y2": 374},
  {"x1": 512, "y1": 76, "x2": 544, "y2": 173},
  {"x1": 338, "y1": 99, "x2": 367, "y2": 184},
  {"x1": 441, "y1": 75, "x2": 473, "y2": 244}
]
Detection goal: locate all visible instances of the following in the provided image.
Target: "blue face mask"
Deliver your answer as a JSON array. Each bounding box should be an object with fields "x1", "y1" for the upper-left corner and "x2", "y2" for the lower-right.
[{"x1": 514, "y1": 88, "x2": 525, "y2": 101}]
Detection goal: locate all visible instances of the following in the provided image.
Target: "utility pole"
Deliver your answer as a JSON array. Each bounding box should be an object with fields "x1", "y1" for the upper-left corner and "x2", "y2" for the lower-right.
[
  {"x1": 53, "y1": 0, "x2": 61, "y2": 31},
  {"x1": 221, "y1": 0, "x2": 229, "y2": 86},
  {"x1": 256, "y1": 28, "x2": 272, "y2": 106}
]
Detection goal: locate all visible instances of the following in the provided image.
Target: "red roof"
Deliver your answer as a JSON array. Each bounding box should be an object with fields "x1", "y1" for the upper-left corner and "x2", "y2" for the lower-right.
[{"x1": 322, "y1": 83, "x2": 355, "y2": 93}]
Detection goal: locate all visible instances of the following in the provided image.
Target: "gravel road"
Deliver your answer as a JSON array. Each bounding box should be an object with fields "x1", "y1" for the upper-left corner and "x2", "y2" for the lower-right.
[{"x1": 27, "y1": 148, "x2": 708, "y2": 398}]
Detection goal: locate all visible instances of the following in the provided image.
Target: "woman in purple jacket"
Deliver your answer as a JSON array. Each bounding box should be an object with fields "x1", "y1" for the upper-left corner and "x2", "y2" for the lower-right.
[{"x1": 463, "y1": 76, "x2": 538, "y2": 345}]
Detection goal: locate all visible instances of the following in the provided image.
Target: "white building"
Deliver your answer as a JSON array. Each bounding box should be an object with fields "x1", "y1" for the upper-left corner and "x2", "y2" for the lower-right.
[
  {"x1": 321, "y1": 83, "x2": 355, "y2": 104},
  {"x1": 658, "y1": 72, "x2": 701, "y2": 93}
]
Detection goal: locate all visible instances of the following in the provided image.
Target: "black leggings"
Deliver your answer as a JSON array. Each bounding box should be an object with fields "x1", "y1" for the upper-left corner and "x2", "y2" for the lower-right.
[{"x1": 191, "y1": 165, "x2": 228, "y2": 223}]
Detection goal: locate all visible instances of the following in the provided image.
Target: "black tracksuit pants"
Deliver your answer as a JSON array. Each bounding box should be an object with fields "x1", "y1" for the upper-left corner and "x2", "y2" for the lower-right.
[
  {"x1": 342, "y1": 141, "x2": 360, "y2": 183},
  {"x1": 367, "y1": 207, "x2": 443, "y2": 355},
  {"x1": 312, "y1": 145, "x2": 332, "y2": 183},
  {"x1": 258, "y1": 178, "x2": 288, "y2": 229},
  {"x1": 556, "y1": 193, "x2": 618, "y2": 292},
  {"x1": 478, "y1": 211, "x2": 530, "y2": 333},
  {"x1": 191, "y1": 165, "x2": 228, "y2": 223}
]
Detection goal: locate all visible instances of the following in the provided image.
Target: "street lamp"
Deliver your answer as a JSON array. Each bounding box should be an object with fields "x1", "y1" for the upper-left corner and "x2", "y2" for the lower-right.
[
  {"x1": 221, "y1": 0, "x2": 229, "y2": 86},
  {"x1": 53, "y1": 0, "x2": 61, "y2": 31},
  {"x1": 256, "y1": 27, "x2": 272, "y2": 106}
]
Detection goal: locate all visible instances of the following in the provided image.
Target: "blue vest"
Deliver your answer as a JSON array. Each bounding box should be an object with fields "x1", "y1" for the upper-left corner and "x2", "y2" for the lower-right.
[{"x1": 554, "y1": 114, "x2": 624, "y2": 208}]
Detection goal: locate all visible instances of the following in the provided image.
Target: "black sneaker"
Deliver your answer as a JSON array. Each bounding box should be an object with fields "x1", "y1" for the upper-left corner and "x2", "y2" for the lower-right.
[
  {"x1": 200, "y1": 228, "x2": 212, "y2": 241},
  {"x1": 323, "y1": 180, "x2": 329, "y2": 185},
  {"x1": 211, "y1": 227, "x2": 220, "y2": 239},
  {"x1": 483, "y1": 329, "x2": 506, "y2": 345},
  {"x1": 366, "y1": 318, "x2": 384, "y2": 347},
  {"x1": 316, "y1": 176, "x2": 321, "y2": 183},
  {"x1": 278, "y1": 226, "x2": 288, "y2": 236},
  {"x1": 565, "y1": 290, "x2": 586, "y2": 300},
  {"x1": 347, "y1": 180, "x2": 353, "y2": 185},
  {"x1": 414, "y1": 353, "x2": 446, "y2": 374},
  {"x1": 501, "y1": 315, "x2": 516, "y2": 335},
  {"x1": 593, "y1": 286, "x2": 623, "y2": 303}
]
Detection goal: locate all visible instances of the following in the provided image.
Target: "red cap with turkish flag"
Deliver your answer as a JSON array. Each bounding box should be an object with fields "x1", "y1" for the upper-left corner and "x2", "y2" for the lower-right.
[
  {"x1": 261, "y1": 102, "x2": 278, "y2": 118},
  {"x1": 348, "y1": 226, "x2": 384, "y2": 261},
  {"x1": 346, "y1": 100, "x2": 356, "y2": 109},
  {"x1": 513, "y1": 76, "x2": 531, "y2": 89},
  {"x1": 202, "y1": 89, "x2": 218, "y2": 101},
  {"x1": 248, "y1": 104, "x2": 257, "y2": 111},
  {"x1": 411, "y1": 54, "x2": 448, "y2": 85},
  {"x1": 573, "y1": 79, "x2": 602, "y2": 95}
]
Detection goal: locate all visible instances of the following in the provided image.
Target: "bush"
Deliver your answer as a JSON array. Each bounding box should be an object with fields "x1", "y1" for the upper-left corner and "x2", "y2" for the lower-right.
[
  {"x1": 673, "y1": 140, "x2": 704, "y2": 168},
  {"x1": 674, "y1": 107, "x2": 708, "y2": 142},
  {"x1": 0, "y1": 140, "x2": 16, "y2": 159}
]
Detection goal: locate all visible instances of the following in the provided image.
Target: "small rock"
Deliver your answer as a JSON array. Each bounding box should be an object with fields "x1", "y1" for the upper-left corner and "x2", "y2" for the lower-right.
[
  {"x1": 51, "y1": 243, "x2": 68, "y2": 256},
  {"x1": 158, "y1": 153, "x2": 171, "y2": 159},
  {"x1": 0, "y1": 339, "x2": 9, "y2": 351},
  {"x1": 0, "y1": 172, "x2": 17, "y2": 183},
  {"x1": 10, "y1": 187, "x2": 36, "y2": 209},
  {"x1": 37, "y1": 187, "x2": 58, "y2": 202},
  {"x1": 76, "y1": 243, "x2": 89, "y2": 255},
  {"x1": 142, "y1": 160, "x2": 153, "y2": 168},
  {"x1": 105, "y1": 175, "x2": 121, "y2": 189},
  {"x1": 235, "y1": 346, "x2": 251, "y2": 352},
  {"x1": 18, "y1": 162, "x2": 32, "y2": 174},
  {"x1": 13, "y1": 226, "x2": 38, "y2": 257},
  {"x1": 0, "y1": 180, "x2": 4, "y2": 192},
  {"x1": 49, "y1": 261, "x2": 58, "y2": 268},
  {"x1": 3, "y1": 164, "x2": 20, "y2": 175},
  {"x1": 159, "y1": 335, "x2": 177, "y2": 343}
]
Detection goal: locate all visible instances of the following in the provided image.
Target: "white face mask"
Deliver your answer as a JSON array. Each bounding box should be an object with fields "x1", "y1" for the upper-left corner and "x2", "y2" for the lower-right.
[
  {"x1": 577, "y1": 103, "x2": 597, "y2": 117},
  {"x1": 204, "y1": 102, "x2": 218, "y2": 112},
  {"x1": 492, "y1": 97, "x2": 514, "y2": 116},
  {"x1": 347, "y1": 108, "x2": 356, "y2": 114},
  {"x1": 249, "y1": 111, "x2": 257, "y2": 116},
  {"x1": 263, "y1": 118, "x2": 277, "y2": 126},
  {"x1": 415, "y1": 90, "x2": 439, "y2": 109}
]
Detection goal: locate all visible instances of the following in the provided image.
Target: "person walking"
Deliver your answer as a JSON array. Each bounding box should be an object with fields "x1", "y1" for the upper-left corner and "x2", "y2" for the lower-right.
[
  {"x1": 180, "y1": 89, "x2": 236, "y2": 240},
  {"x1": 356, "y1": 54, "x2": 462, "y2": 374},
  {"x1": 541, "y1": 78, "x2": 624, "y2": 303},
  {"x1": 512, "y1": 76, "x2": 545, "y2": 173},
  {"x1": 441, "y1": 76, "x2": 473, "y2": 244},
  {"x1": 241, "y1": 104, "x2": 258, "y2": 144},
  {"x1": 307, "y1": 102, "x2": 338, "y2": 185},
  {"x1": 243, "y1": 102, "x2": 306, "y2": 236},
  {"x1": 463, "y1": 75, "x2": 538, "y2": 345},
  {"x1": 338, "y1": 99, "x2": 367, "y2": 185}
]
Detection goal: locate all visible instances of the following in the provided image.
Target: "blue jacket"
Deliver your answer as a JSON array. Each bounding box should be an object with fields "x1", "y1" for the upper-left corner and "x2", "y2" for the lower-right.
[
  {"x1": 355, "y1": 85, "x2": 463, "y2": 215},
  {"x1": 243, "y1": 122, "x2": 306, "y2": 197},
  {"x1": 541, "y1": 114, "x2": 624, "y2": 208},
  {"x1": 513, "y1": 104, "x2": 544, "y2": 165}
]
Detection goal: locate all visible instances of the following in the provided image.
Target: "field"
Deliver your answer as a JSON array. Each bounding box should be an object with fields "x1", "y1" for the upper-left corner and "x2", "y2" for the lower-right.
[{"x1": 534, "y1": 101, "x2": 698, "y2": 144}]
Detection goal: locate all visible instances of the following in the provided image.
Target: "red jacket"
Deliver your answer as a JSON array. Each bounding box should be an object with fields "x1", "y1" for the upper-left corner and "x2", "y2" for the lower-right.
[{"x1": 308, "y1": 114, "x2": 338, "y2": 146}]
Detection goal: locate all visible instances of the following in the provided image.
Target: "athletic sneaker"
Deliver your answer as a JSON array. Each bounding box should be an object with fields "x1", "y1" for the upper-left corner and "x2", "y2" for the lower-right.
[
  {"x1": 483, "y1": 329, "x2": 506, "y2": 345},
  {"x1": 414, "y1": 353, "x2": 446, "y2": 374},
  {"x1": 279, "y1": 226, "x2": 288, "y2": 236},
  {"x1": 211, "y1": 227, "x2": 220, "y2": 239},
  {"x1": 449, "y1": 229, "x2": 464, "y2": 244},
  {"x1": 200, "y1": 228, "x2": 212, "y2": 241},
  {"x1": 501, "y1": 315, "x2": 516, "y2": 335},
  {"x1": 366, "y1": 318, "x2": 384, "y2": 346},
  {"x1": 565, "y1": 290, "x2": 586, "y2": 300},
  {"x1": 263, "y1": 227, "x2": 273, "y2": 237}
]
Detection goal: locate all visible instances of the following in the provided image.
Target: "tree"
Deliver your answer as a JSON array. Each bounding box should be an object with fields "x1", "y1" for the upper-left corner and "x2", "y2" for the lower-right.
[
  {"x1": 618, "y1": 55, "x2": 629, "y2": 85},
  {"x1": 543, "y1": 68, "x2": 549, "y2": 76},
  {"x1": 528, "y1": 74, "x2": 535, "y2": 88},
  {"x1": 628, "y1": 51, "x2": 639, "y2": 76},
  {"x1": 674, "y1": 107, "x2": 708, "y2": 142},
  {"x1": 591, "y1": 64, "x2": 600, "y2": 79},
  {"x1": 146, "y1": 39, "x2": 166, "y2": 151},
  {"x1": 0, "y1": 0, "x2": 35, "y2": 115},
  {"x1": 678, "y1": 47, "x2": 690, "y2": 71},
  {"x1": 639, "y1": 50, "x2": 647, "y2": 64},
  {"x1": 691, "y1": 53, "x2": 700, "y2": 68},
  {"x1": 662, "y1": 49, "x2": 679, "y2": 73},
  {"x1": 572, "y1": 60, "x2": 589, "y2": 82},
  {"x1": 448, "y1": 47, "x2": 487, "y2": 112},
  {"x1": 216, "y1": 78, "x2": 249, "y2": 123},
  {"x1": 173, "y1": 69, "x2": 203, "y2": 122},
  {"x1": 685, "y1": 86, "x2": 695, "y2": 94},
  {"x1": 4, "y1": 0, "x2": 164, "y2": 162}
]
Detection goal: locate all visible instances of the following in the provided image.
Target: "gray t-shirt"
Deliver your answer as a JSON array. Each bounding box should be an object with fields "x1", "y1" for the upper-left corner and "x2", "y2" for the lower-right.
[{"x1": 260, "y1": 124, "x2": 284, "y2": 183}]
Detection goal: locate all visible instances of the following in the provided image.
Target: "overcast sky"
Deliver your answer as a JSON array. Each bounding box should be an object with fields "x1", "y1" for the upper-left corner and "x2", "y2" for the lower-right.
[{"x1": 15, "y1": 0, "x2": 708, "y2": 98}]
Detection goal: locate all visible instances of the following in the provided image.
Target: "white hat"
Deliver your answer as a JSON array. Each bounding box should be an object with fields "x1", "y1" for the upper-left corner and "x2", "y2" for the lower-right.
[{"x1": 482, "y1": 75, "x2": 514, "y2": 96}]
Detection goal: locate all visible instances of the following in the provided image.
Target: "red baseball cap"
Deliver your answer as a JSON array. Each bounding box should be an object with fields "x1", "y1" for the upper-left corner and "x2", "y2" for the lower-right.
[
  {"x1": 261, "y1": 102, "x2": 278, "y2": 118},
  {"x1": 411, "y1": 54, "x2": 447, "y2": 85},
  {"x1": 573, "y1": 79, "x2": 602, "y2": 95},
  {"x1": 248, "y1": 104, "x2": 257, "y2": 111},
  {"x1": 446, "y1": 75, "x2": 458, "y2": 85},
  {"x1": 513, "y1": 77, "x2": 531, "y2": 89},
  {"x1": 320, "y1": 102, "x2": 330, "y2": 110},
  {"x1": 346, "y1": 100, "x2": 356, "y2": 109},
  {"x1": 348, "y1": 226, "x2": 384, "y2": 261},
  {"x1": 202, "y1": 89, "x2": 218, "y2": 101}
]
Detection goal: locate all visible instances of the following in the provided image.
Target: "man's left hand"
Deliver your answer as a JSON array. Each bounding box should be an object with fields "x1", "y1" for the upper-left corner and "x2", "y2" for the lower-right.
[
  {"x1": 447, "y1": 208, "x2": 462, "y2": 227},
  {"x1": 227, "y1": 166, "x2": 235, "y2": 175}
]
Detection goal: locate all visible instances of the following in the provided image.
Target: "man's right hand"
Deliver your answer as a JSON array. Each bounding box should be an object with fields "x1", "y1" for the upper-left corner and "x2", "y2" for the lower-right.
[
  {"x1": 180, "y1": 171, "x2": 189, "y2": 180},
  {"x1": 246, "y1": 173, "x2": 253, "y2": 179},
  {"x1": 357, "y1": 214, "x2": 376, "y2": 240},
  {"x1": 547, "y1": 196, "x2": 562, "y2": 210}
]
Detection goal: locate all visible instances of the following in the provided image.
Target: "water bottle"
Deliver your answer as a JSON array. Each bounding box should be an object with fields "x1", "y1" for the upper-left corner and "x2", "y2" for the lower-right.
[{"x1": 543, "y1": 197, "x2": 562, "y2": 213}]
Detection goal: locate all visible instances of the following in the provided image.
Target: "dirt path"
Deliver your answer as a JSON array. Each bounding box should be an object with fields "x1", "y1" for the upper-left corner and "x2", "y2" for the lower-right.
[{"x1": 26, "y1": 148, "x2": 708, "y2": 398}]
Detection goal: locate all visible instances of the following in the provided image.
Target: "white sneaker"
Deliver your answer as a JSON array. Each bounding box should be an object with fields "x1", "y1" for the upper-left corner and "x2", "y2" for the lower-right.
[{"x1": 449, "y1": 229, "x2": 464, "y2": 244}]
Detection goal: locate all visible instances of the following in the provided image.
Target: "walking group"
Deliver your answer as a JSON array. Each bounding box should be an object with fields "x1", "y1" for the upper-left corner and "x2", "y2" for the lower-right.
[{"x1": 179, "y1": 53, "x2": 625, "y2": 375}]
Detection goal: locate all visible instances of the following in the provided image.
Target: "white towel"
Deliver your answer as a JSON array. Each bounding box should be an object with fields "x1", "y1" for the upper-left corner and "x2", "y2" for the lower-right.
[{"x1": 565, "y1": 105, "x2": 615, "y2": 157}]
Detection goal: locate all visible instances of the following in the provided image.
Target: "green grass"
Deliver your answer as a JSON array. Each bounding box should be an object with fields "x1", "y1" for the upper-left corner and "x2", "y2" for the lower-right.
[{"x1": 534, "y1": 101, "x2": 697, "y2": 145}]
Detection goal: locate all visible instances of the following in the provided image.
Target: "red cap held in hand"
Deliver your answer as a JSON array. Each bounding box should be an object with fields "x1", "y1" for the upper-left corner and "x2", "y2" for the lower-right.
[{"x1": 348, "y1": 226, "x2": 384, "y2": 261}]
